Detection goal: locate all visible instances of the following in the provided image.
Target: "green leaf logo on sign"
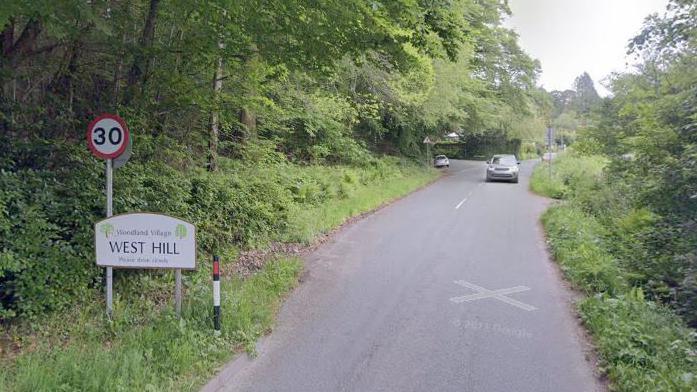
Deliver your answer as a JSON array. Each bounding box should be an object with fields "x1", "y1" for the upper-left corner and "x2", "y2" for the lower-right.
[
  {"x1": 175, "y1": 224, "x2": 187, "y2": 239},
  {"x1": 100, "y1": 223, "x2": 114, "y2": 238}
]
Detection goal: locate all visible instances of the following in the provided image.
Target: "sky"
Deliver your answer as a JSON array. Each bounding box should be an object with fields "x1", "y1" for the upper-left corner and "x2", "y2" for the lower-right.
[{"x1": 505, "y1": 0, "x2": 669, "y2": 96}]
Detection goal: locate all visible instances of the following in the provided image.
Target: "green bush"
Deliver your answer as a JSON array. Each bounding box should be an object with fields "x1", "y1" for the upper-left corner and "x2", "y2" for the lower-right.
[
  {"x1": 542, "y1": 205, "x2": 626, "y2": 294},
  {"x1": 0, "y1": 166, "x2": 102, "y2": 320},
  {"x1": 518, "y1": 142, "x2": 538, "y2": 160},
  {"x1": 537, "y1": 158, "x2": 697, "y2": 391},
  {"x1": 543, "y1": 202, "x2": 697, "y2": 390},
  {"x1": 532, "y1": 149, "x2": 697, "y2": 324},
  {"x1": 580, "y1": 293, "x2": 697, "y2": 392},
  {"x1": 529, "y1": 153, "x2": 606, "y2": 199}
]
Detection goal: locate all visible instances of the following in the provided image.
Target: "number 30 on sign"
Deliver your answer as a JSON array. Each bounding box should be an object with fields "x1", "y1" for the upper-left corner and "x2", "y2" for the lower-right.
[{"x1": 86, "y1": 114, "x2": 130, "y2": 159}]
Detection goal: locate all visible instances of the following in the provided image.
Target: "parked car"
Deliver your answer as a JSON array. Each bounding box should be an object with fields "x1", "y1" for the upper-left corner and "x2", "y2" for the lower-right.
[
  {"x1": 485, "y1": 154, "x2": 520, "y2": 183},
  {"x1": 434, "y1": 155, "x2": 450, "y2": 168}
]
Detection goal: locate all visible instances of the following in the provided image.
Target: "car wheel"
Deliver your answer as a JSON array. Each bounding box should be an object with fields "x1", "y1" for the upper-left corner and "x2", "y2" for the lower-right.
[
  {"x1": 512, "y1": 177, "x2": 519, "y2": 184},
  {"x1": 446, "y1": 165, "x2": 449, "y2": 168}
]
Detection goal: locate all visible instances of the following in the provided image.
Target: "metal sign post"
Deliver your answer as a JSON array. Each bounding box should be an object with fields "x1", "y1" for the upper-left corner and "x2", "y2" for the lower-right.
[
  {"x1": 106, "y1": 158, "x2": 113, "y2": 317},
  {"x1": 86, "y1": 113, "x2": 130, "y2": 318},
  {"x1": 427, "y1": 143, "x2": 431, "y2": 167},
  {"x1": 175, "y1": 269, "x2": 182, "y2": 317},
  {"x1": 546, "y1": 127, "x2": 554, "y2": 180}
]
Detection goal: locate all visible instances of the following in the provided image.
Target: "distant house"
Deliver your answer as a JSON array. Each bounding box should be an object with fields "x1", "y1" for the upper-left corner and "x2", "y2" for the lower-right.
[{"x1": 444, "y1": 132, "x2": 462, "y2": 142}]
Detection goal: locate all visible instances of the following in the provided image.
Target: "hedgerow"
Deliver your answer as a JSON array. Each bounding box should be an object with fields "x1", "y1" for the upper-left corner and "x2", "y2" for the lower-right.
[
  {"x1": 532, "y1": 154, "x2": 697, "y2": 391},
  {"x1": 0, "y1": 135, "x2": 431, "y2": 320}
]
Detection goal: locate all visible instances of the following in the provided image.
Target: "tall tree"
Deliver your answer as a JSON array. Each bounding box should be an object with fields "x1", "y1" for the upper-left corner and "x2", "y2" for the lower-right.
[
  {"x1": 572, "y1": 72, "x2": 600, "y2": 115},
  {"x1": 125, "y1": 0, "x2": 161, "y2": 102}
]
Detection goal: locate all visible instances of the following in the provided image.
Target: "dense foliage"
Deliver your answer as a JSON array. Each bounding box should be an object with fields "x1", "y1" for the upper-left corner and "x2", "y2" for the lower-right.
[
  {"x1": 529, "y1": 4, "x2": 697, "y2": 387},
  {"x1": 570, "y1": 0, "x2": 697, "y2": 326},
  {"x1": 539, "y1": 190, "x2": 697, "y2": 390},
  {"x1": 538, "y1": 0, "x2": 696, "y2": 326},
  {"x1": 529, "y1": 3, "x2": 697, "y2": 387},
  {"x1": 532, "y1": 153, "x2": 697, "y2": 391},
  {"x1": 0, "y1": 0, "x2": 546, "y2": 163}
]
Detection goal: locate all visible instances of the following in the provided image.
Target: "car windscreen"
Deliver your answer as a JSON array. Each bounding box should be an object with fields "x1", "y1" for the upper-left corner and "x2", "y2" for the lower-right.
[{"x1": 492, "y1": 156, "x2": 516, "y2": 165}]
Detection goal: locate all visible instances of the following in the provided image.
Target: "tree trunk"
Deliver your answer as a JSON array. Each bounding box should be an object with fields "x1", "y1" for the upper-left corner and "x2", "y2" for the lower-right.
[
  {"x1": 239, "y1": 107, "x2": 257, "y2": 135},
  {"x1": 3, "y1": 19, "x2": 41, "y2": 67},
  {"x1": 208, "y1": 51, "x2": 224, "y2": 171},
  {"x1": 1, "y1": 18, "x2": 41, "y2": 117},
  {"x1": 126, "y1": 0, "x2": 160, "y2": 100},
  {"x1": 50, "y1": 35, "x2": 82, "y2": 101},
  {"x1": 112, "y1": 32, "x2": 128, "y2": 106},
  {"x1": 208, "y1": 8, "x2": 227, "y2": 171},
  {"x1": 1, "y1": 19, "x2": 14, "y2": 100},
  {"x1": 236, "y1": 49, "x2": 259, "y2": 141},
  {"x1": 1, "y1": 19, "x2": 14, "y2": 56}
]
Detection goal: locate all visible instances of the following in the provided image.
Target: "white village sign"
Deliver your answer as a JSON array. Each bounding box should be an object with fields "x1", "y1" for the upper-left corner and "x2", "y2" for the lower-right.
[{"x1": 95, "y1": 213, "x2": 196, "y2": 269}]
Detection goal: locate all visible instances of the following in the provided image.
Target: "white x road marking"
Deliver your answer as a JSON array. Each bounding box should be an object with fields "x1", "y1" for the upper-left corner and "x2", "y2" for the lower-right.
[{"x1": 450, "y1": 280, "x2": 537, "y2": 311}]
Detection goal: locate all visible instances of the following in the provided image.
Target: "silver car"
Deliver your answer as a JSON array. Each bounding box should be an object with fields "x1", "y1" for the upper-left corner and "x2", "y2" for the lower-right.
[
  {"x1": 434, "y1": 155, "x2": 450, "y2": 168},
  {"x1": 485, "y1": 155, "x2": 520, "y2": 183}
]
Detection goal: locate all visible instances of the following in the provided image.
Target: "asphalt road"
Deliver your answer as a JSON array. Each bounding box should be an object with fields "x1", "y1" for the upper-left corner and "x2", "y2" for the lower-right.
[{"x1": 209, "y1": 160, "x2": 603, "y2": 392}]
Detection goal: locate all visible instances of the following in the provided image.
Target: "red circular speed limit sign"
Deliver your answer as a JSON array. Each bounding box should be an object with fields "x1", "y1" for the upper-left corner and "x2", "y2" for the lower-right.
[{"x1": 86, "y1": 114, "x2": 130, "y2": 159}]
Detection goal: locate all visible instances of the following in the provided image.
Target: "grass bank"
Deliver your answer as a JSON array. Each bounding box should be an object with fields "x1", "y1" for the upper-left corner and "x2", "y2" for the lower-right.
[
  {"x1": 532, "y1": 154, "x2": 697, "y2": 391},
  {"x1": 1, "y1": 258, "x2": 302, "y2": 391},
  {"x1": 1, "y1": 159, "x2": 439, "y2": 391},
  {"x1": 283, "y1": 165, "x2": 437, "y2": 243},
  {"x1": 529, "y1": 153, "x2": 606, "y2": 199}
]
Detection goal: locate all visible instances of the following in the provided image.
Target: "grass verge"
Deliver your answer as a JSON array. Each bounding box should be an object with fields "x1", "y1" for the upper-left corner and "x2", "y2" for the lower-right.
[
  {"x1": 1, "y1": 257, "x2": 302, "y2": 391},
  {"x1": 532, "y1": 156, "x2": 697, "y2": 391},
  {"x1": 283, "y1": 165, "x2": 437, "y2": 243},
  {"x1": 1, "y1": 161, "x2": 439, "y2": 391},
  {"x1": 529, "y1": 153, "x2": 606, "y2": 199}
]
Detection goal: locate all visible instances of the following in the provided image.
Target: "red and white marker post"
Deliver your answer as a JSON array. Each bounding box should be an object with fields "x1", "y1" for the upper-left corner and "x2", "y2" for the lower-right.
[
  {"x1": 86, "y1": 113, "x2": 130, "y2": 318},
  {"x1": 213, "y1": 255, "x2": 221, "y2": 334}
]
